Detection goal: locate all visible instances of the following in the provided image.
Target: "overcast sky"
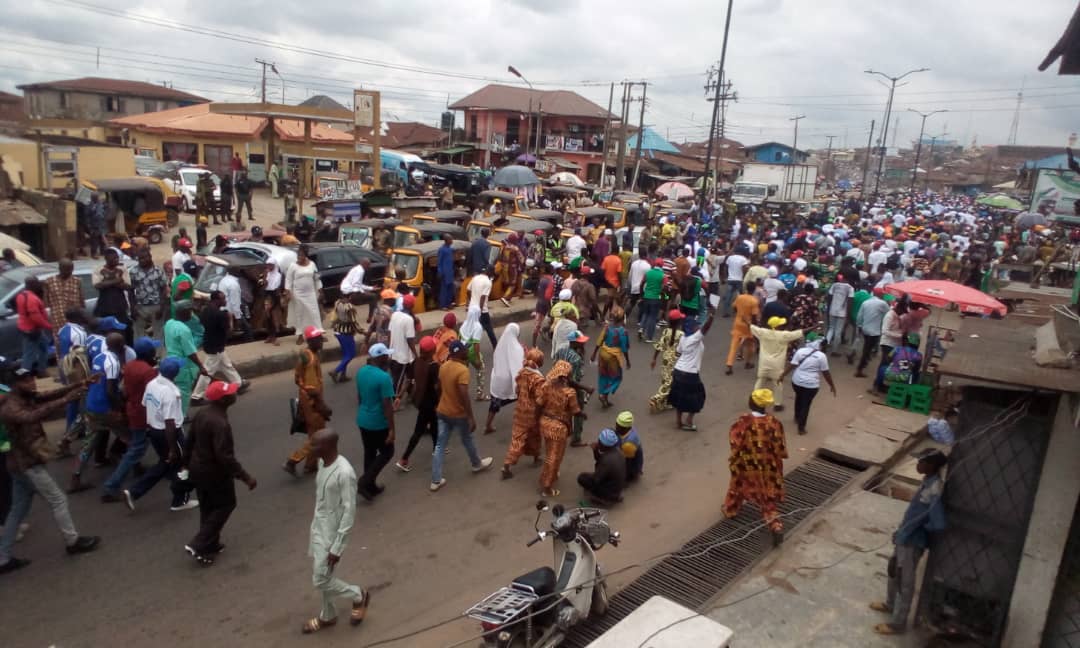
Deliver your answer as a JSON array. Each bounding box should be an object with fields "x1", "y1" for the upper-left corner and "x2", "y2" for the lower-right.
[{"x1": 2, "y1": 0, "x2": 1078, "y2": 150}]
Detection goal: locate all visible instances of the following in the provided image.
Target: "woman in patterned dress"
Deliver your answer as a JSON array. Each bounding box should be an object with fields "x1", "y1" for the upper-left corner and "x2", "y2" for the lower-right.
[
  {"x1": 535, "y1": 360, "x2": 581, "y2": 497},
  {"x1": 647, "y1": 309, "x2": 685, "y2": 413},
  {"x1": 501, "y1": 348, "x2": 546, "y2": 479},
  {"x1": 722, "y1": 389, "x2": 788, "y2": 544}
]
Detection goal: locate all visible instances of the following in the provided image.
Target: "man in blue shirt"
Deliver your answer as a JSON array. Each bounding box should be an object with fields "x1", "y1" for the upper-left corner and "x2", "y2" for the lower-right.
[
  {"x1": 469, "y1": 228, "x2": 491, "y2": 277},
  {"x1": 70, "y1": 332, "x2": 128, "y2": 493},
  {"x1": 871, "y1": 448, "x2": 947, "y2": 635},
  {"x1": 436, "y1": 235, "x2": 456, "y2": 310}
]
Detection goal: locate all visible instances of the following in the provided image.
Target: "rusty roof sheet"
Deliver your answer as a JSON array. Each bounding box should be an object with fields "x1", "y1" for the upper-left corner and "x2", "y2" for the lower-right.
[
  {"x1": 17, "y1": 77, "x2": 207, "y2": 103},
  {"x1": 110, "y1": 104, "x2": 357, "y2": 143},
  {"x1": 450, "y1": 84, "x2": 613, "y2": 119}
]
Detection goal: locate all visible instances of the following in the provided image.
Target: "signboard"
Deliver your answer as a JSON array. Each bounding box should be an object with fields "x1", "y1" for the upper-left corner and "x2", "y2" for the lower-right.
[
  {"x1": 564, "y1": 138, "x2": 583, "y2": 152},
  {"x1": 353, "y1": 90, "x2": 376, "y2": 128},
  {"x1": 1030, "y1": 169, "x2": 1080, "y2": 225}
]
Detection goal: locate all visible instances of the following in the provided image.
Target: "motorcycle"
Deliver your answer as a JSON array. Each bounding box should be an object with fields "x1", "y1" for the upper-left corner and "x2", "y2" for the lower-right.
[{"x1": 467, "y1": 501, "x2": 620, "y2": 648}]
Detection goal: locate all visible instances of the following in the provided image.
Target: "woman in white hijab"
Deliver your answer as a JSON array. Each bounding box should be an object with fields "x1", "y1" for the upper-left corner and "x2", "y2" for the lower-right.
[
  {"x1": 483, "y1": 322, "x2": 525, "y2": 435},
  {"x1": 551, "y1": 317, "x2": 579, "y2": 360},
  {"x1": 459, "y1": 305, "x2": 487, "y2": 399}
]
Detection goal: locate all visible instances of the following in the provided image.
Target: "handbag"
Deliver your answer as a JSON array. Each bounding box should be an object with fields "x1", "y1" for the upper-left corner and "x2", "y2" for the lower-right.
[{"x1": 288, "y1": 397, "x2": 305, "y2": 435}]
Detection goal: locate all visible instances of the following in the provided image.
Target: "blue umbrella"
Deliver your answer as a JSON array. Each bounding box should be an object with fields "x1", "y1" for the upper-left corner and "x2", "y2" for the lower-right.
[
  {"x1": 493, "y1": 164, "x2": 540, "y2": 187},
  {"x1": 515, "y1": 153, "x2": 537, "y2": 164}
]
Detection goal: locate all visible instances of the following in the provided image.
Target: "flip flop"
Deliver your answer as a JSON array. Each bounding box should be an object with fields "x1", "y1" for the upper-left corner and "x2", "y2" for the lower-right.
[
  {"x1": 873, "y1": 623, "x2": 904, "y2": 635},
  {"x1": 302, "y1": 616, "x2": 337, "y2": 634}
]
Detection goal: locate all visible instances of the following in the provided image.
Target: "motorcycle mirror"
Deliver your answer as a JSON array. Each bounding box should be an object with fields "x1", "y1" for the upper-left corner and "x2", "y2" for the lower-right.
[
  {"x1": 552, "y1": 504, "x2": 565, "y2": 517},
  {"x1": 536, "y1": 499, "x2": 549, "y2": 512}
]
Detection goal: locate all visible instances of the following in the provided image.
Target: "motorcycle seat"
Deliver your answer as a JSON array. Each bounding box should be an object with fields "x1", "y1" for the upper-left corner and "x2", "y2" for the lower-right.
[{"x1": 512, "y1": 566, "x2": 556, "y2": 598}]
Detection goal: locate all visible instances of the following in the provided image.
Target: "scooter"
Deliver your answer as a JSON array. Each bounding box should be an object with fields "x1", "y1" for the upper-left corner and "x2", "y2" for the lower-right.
[{"x1": 467, "y1": 501, "x2": 620, "y2": 648}]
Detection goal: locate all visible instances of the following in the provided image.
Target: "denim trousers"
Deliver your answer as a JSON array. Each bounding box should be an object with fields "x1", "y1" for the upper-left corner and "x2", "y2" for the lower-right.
[
  {"x1": 20, "y1": 329, "x2": 49, "y2": 373},
  {"x1": 722, "y1": 280, "x2": 742, "y2": 316},
  {"x1": 129, "y1": 427, "x2": 193, "y2": 507},
  {"x1": 430, "y1": 415, "x2": 482, "y2": 484},
  {"x1": 0, "y1": 465, "x2": 79, "y2": 564},
  {"x1": 103, "y1": 428, "x2": 149, "y2": 494},
  {"x1": 640, "y1": 298, "x2": 661, "y2": 341}
]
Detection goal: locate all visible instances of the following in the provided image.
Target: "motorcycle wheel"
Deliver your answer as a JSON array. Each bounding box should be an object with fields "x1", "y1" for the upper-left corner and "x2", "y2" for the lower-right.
[{"x1": 590, "y1": 578, "x2": 610, "y2": 617}]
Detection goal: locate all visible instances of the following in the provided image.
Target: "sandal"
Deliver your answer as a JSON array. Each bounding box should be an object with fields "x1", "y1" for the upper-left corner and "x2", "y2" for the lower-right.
[
  {"x1": 868, "y1": 602, "x2": 891, "y2": 613},
  {"x1": 680, "y1": 424, "x2": 698, "y2": 431},
  {"x1": 541, "y1": 488, "x2": 560, "y2": 497},
  {"x1": 350, "y1": 591, "x2": 370, "y2": 626},
  {"x1": 501, "y1": 467, "x2": 514, "y2": 480},
  {"x1": 302, "y1": 616, "x2": 337, "y2": 634},
  {"x1": 184, "y1": 545, "x2": 215, "y2": 567}
]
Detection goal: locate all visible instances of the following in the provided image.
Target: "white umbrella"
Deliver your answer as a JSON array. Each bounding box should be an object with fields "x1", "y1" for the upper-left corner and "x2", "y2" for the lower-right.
[{"x1": 549, "y1": 171, "x2": 584, "y2": 186}]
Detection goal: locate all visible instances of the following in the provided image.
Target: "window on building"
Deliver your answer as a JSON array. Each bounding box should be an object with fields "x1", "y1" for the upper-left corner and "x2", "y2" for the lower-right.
[
  {"x1": 103, "y1": 96, "x2": 127, "y2": 113},
  {"x1": 774, "y1": 151, "x2": 783, "y2": 162},
  {"x1": 144, "y1": 100, "x2": 155, "y2": 113},
  {"x1": 470, "y1": 114, "x2": 478, "y2": 140},
  {"x1": 58, "y1": 92, "x2": 68, "y2": 109},
  {"x1": 505, "y1": 117, "x2": 520, "y2": 147},
  {"x1": 162, "y1": 142, "x2": 198, "y2": 164},
  {"x1": 204, "y1": 145, "x2": 234, "y2": 176}
]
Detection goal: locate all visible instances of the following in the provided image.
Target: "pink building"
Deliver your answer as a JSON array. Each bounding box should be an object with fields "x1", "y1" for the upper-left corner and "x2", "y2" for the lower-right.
[{"x1": 450, "y1": 84, "x2": 614, "y2": 182}]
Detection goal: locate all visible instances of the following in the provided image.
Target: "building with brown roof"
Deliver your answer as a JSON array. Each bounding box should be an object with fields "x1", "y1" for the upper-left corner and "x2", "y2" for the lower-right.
[
  {"x1": 0, "y1": 91, "x2": 25, "y2": 123},
  {"x1": 383, "y1": 121, "x2": 447, "y2": 150},
  {"x1": 17, "y1": 77, "x2": 208, "y2": 142},
  {"x1": 450, "y1": 84, "x2": 615, "y2": 181}
]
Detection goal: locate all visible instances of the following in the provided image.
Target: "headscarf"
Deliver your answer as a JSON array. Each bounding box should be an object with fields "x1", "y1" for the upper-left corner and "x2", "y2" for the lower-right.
[
  {"x1": 751, "y1": 388, "x2": 774, "y2": 408},
  {"x1": 265, "y1": 258, "x2": 282, "y2": 291},
  {"x1": 490, "y1": 323, "x2": 524, "y2": 400},
  {"x1": 551, "y1": 317, "x2": 579, "y2": 359},
  {"x1": 524, "y1": 347, "x2": 544, "y2": 369},
  {"x1": 459, "y1": 305, "x2": 483, "y2": 342},
  {"x1": 547, "y1": 359, "x2": 572, "y2": 382}
]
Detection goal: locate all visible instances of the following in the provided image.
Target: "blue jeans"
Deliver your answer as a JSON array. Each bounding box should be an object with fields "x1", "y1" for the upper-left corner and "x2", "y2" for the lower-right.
[
  {"x1": 333, "y1": 333, "x2": 356, "y2": 375},
  {"x1": 640, "y1": 298, "x2": 661, "y2": 341},
  {"x1": 103, "y1": 428, "x2": 149, "y2": 495},
  {"x1": 20, "y1": 329, "x2": 48, "y2": 373},
  {"x1": 0, "y1": 465, "x2": 79, "y2": 564},
  {"x1": 129, "y1": 427, "x2": 192, "y2": 507},
  {"x1": 722, "y1": 280, "x2": 742, "y2": 317},
  {"x1": 439, "y1": 280, "x2": 455, "y2": 309},
  {"x1": 430, "y1": 415, "x2": 482, "y2": 484}
]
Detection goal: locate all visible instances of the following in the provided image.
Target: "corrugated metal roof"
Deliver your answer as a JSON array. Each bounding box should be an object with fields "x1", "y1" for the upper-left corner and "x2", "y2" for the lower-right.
[
  {"x1": 449, "y1": 84, "x2": 613, "y2": 119},
  {"x1": 626, "y1": 127, "x2": 679, "y2": 153},
  {"x1": 110, "y1": 103, "x2": 355, "y2": 143},
  {"x1": 16, "y1": 77, "x2": 207, "y2": 103}
]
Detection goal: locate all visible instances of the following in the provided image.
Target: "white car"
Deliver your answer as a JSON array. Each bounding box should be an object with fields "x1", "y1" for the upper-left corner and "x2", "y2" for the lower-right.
[{"x1": 157, "y1": 166, "x2": 221, "y2": 212}]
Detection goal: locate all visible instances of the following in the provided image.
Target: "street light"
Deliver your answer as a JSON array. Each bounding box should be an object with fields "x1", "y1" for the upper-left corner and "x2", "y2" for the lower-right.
[
  {"x1": 907, "y1": 108, "x2": 947, "y2": 196},
  {"x1": 508, "y1": 65, "x2": 540, "y2": 158},
  {"x1": 864, "y1": 67, "x2": 929, "y2": 198}
]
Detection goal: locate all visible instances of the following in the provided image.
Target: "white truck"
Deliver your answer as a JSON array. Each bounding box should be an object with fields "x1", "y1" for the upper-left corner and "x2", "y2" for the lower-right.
[{"x1": 732, "y1": 163, "x2": 818, "y2": 207}]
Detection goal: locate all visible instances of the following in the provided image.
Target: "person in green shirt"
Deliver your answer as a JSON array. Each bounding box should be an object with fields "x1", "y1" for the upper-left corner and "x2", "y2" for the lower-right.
[
  {"x1": 354, "y1": 343, "x2": 396, "y2": 501},
  {"x1": 679, "y1": 268, "x2": 704, "y2": 321},
  {"x1": 640, "y1": 260, "x2": 666, "y2": 342},
  {"x1": 164, "y1": 301, "x2": 209, "y2": 415},
  {"x1": 846, "y1": 284, "x2": 872, "y2": 364}
]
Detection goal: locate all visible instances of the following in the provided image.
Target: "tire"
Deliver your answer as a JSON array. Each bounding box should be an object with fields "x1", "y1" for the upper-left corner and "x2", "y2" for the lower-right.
[
  {"x1": 166, "y1": 208, "x2": 180, "y2": 228},
  {"x1": 590, "y1": 577, "x2": 609, "y2": 617},
  {"x1": 181, "y1": 196, "x2": 190, "y2": 213},
  {"x1": 148, "y1": 229, "x2": 163, "y2": 244}
]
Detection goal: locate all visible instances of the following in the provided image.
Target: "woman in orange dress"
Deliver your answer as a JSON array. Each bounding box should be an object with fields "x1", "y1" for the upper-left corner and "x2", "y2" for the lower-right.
[
  {"x1": 535, "y1": 360, "x2": 582, "y2": 497},
  {"x1": 501, "y1": 348, "x2": 545, "y2": 479},
  {"x1": 722, "y1": 388, "x2": 788, "y2": 544}
]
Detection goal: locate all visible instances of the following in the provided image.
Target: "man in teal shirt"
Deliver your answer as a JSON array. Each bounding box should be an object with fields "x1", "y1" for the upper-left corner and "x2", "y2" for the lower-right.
[
  {"x1": 640, "y1": 259, "x2": 666, "y2": 342},
  {"x1": 846, "y1": 284, "x2": 872, "y2": 364},
  {"x1": 354, "y1": 343, "x2": 396, "y2": 501},
  {"x1": 164, "y1": 301, "x2": 208, "y2": 415}
]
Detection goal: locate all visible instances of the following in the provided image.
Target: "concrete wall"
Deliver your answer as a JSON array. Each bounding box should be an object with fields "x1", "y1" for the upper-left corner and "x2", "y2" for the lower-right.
[
  {"x1": 26, "y1": 89, "x2": 184, "y2": 122},
  {"x1": 1002, "y1": 392, "x2": 1080, "y2": 648},
  {"x1": 73, "y1": 146, "x2": 135, "y2": 180},
  {"x1": 124, "y1": 130, "x2": 267, "y2": 176},
  {"x1": 0, "y1": 140, "x2": 41, "y2": 188},
  {"x1": 16, "y1": 188, "x2": 75, "y2": 260}
]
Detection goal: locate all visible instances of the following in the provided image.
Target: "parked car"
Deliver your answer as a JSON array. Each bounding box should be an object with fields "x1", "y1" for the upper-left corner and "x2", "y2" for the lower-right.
[
  {"x1": 155, "y1": 165, "x2": 221, "y2": 213},
  {"x1": 0, "y1": 232, "x2": 44, "y2": 268},
  {"x1": 0, "y1": 259, "x2": 132, "y2": 362},
  {"x1": 134, "y1": 155, "x2": 164, "y2": 177},
  {"x1": 305, "y1": 243, "x2": 387, "y2": 305}
]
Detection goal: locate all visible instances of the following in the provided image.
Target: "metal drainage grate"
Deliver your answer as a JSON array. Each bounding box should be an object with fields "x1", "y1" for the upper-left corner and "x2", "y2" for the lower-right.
[{"x1": 561, "y1": 456, "x2": 861, "y2": 647}]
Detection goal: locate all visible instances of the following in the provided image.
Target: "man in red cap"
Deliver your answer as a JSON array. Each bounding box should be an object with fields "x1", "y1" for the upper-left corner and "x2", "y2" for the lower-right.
[
  {"x1": 183, "y1": 380, "x2": 255, "y2": 566},
  {"x1": 171, "y1": 238, "x2": 193, "y2": 280},
  {"x1": 284, "y1": 327, "x2": 332, "y2": 477}
]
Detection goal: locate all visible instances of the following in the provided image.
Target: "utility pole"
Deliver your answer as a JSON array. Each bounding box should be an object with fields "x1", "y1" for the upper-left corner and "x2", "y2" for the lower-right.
[
  {"x1": 824, "y1": 135, "x2": 836, "y2": 186},
  {"x1": 630, "y1": 82, "x2": 648, "y2": 191},
  {"x1": 865, "y1": 67, "x2": 929, "y2": 199},
  {"x1": 924, "y1": 130, "x2": 948, "y2": 192},
  {"x1": 786, "y1": 115, "x2": 805, "y2": 201},
  {"x1": 1008, "y1": 79, "x2": 1024, "y2": 145},
  {"x1": 614, "y1": 82, "x2": 631, "y2": 190},
  {"x1": 255, "y1": 58, "x2": 277, "y2": 103},
  {"x1": 700, "y1": 0, "x2": 734, "y2": 213},
  {"x1": 534, "y1": 102, "x2": 543, "y2": 160},
  {"x1": 908, "y1": 108, "x2": 946, "y2": 196},
  {"x1": 600, "y1": 82, "x2": 614, "y2": 186},
  {"x1": 714, "y1": 77, "x2": 735, "y2": 203},
  {"x1": 860, "y1": 119, "x2": 876, "y2": 194}
]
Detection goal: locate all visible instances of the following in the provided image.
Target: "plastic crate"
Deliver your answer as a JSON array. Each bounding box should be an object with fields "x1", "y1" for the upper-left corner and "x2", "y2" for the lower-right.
[
  {"x1": 886, "y1": 383, "x2": 909, "y2": 410},
  {"x1": 907, "y1": 385, "x2": 933, "y2": 415}
]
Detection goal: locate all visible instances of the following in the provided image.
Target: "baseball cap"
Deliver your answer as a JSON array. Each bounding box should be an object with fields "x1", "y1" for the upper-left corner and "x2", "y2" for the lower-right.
[
  {"x1": 402, "y1": 294, "x2": 416, "y2": 309},
  {"x1": 598, "y1": 428, "x2": 619, "y2": 447},
  {"x1": 133, "y1": 336, "x2": 161, "y2": 357},
  {"x1": 568, "y1": 330, "x2": 589, "y2": 344},
  {"x1": 303, "y1": 325, "x2": 325, "y2": 340},
  {"x1": 418, "y1": 336, "x2": 437, "y2": 353},
  {"x1": 97, "y1": 316, "x2": 128, "y2": 332},
  {"x1": 178, "y1": 238, "x2": 192, "y2": 248},
  {"x1": 380, "y1": 288, "x2": 398, "y2": 300},
  {"x1": 158, "y1": 356, "x2": 183, "y2": 379},
  {"x1": 668, "y1": 309, "x2": 685, "y2": 321},
  {"x1": 558, "y1": 288, "x2": 572, "y2": 301},
  {"x1": 448, "y1": 339, "x2": 467, "y2": 355},
  {"x1": 368, "y1": 343, "x2": 391, "y2": 358},
  {"x1": 205, "y1": 381, "x2": 240, "y2": 401},
  {"x1": 175, "y1": 279, "x2": 193, "y2": 292}
]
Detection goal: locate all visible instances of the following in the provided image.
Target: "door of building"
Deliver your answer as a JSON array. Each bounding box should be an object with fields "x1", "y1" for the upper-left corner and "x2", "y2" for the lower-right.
[{"x1": 204, "y1": 144, "x2": 233, "y2": 177}]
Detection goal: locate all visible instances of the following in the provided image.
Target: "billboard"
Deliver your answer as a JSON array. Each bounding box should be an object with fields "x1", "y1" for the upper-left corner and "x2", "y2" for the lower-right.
[
  {"x1": 1030, "y1": 169, "x2": 1080, "y2": 224},
  {"x1": 353, "y1": 90, "x2": 377, "y2": 128}
]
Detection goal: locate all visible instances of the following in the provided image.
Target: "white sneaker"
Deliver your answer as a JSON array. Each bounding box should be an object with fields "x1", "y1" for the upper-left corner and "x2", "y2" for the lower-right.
[
  {"x1": 429, "y1": 478, "x2": 447, "y2": 492},
  {"x1": 471, "y1": 457, "x2": 494, "y2": 473},
  {"x1": 171, "y1": 498, "x2": 200, "y2": 512},
  {"x1": 122, "y1": 489, "x2": 136, "y2": 512},
  {"x1": 394, "y1": 460, "x2": 412, "y2": 473}
]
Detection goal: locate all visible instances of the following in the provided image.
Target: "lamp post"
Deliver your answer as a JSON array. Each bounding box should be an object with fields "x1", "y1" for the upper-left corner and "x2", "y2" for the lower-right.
[
  {"x1": 865, "y1": 67, "x2": 929, "y2": 198},
  {"x1": 907, "y1": 108, "x2": 946, "y2": 197},
  {"x1": 508, "y1": 65, "x2": 539, "y2": 160}
]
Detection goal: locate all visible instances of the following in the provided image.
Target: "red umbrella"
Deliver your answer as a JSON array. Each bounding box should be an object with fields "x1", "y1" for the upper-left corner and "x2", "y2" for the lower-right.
[{"x1": 884, "y1": 280, "x2": 1006, "y2": 317}]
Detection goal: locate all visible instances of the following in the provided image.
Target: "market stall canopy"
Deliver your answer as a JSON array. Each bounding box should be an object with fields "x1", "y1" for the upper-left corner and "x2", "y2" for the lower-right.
[
  {"x1": 655, "y1": 181, "x2": 694, "y2": 200},
  {"x1": 549, "y1": 171, "x2": 584, "y2": 186},
  {"x1": 993, "y1": 180, "x2": 1017, "y2": 190},
  {"x1": 493, "y1": 165, "x2": 540, "y2": 187},
  {"x1": 975, "y1": 193, "x2": 1024, "y2": 210},
  {"x1": 885, "y1": 280, "x2": 1007, "y2": 317}
]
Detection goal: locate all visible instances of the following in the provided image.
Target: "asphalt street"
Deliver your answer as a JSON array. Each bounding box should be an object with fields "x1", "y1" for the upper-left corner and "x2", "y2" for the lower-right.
[{"x1": 1, "y1": 235, "x2": 876, "y2": 647}]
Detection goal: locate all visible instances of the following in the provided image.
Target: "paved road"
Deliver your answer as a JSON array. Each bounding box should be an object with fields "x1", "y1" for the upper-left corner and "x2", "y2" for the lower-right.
[{"x1": 0, "y1": 306, "x2": 875, "y2": 647}]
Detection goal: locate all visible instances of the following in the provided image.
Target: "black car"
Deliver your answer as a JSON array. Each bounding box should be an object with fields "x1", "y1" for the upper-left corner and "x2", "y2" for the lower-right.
[{"x1": 304, "y1": 243, "x2": 387, "y2": 305}]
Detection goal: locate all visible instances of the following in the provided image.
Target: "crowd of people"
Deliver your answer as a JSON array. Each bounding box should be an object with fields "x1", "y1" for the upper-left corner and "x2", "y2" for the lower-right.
[{"x1": 0, "y1": 175, "x2": 1073, "y2": 636}]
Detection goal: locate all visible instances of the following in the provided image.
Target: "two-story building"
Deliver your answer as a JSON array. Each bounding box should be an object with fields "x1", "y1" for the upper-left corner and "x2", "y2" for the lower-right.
[
  {"x1": 17, "y1": 77, "x2": 207, "y2": 142},
  {"x1": 745, "y1": 141, "x2": 810, "y2": 164},
  {"x1": 449, "y1": 84, "x2": 614, "y2": 182}
]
